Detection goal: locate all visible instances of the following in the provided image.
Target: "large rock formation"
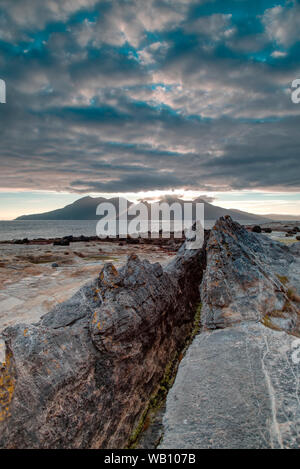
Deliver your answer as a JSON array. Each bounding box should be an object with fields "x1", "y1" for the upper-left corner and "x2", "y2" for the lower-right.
[
  {"x1": 201, "y1": 216, "x2": 300, "y2": 332},
  {"x1": 1, "y1": 216, "x2": 300, "y2": 449},
  {"x1": 160, "y1": 217, "x2": 300, "y2": 449},
  {"x1": 0, "y1": 240, "x2": 206, "y2": 448}
]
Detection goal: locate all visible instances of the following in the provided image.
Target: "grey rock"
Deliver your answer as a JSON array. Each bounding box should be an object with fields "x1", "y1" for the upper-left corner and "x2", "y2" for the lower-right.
[
  {"x1": 291, "y1": 242, "x2": 300, "y2": 255},
  {"x1": 2, "y1": 216, "x2": 300, "y2": 450},
  {"x1": 160, "y1": 217, "x2": 300, "y2": 449},
  {"x1": 0, "y1": 243, "x2": 207, "y2": 448},
  {"x1": 200, "y1": 217, "x2": 299, "y2": 331},
  {"x1": 160, "y1": 323, "x2": 300, "y2": 449}
]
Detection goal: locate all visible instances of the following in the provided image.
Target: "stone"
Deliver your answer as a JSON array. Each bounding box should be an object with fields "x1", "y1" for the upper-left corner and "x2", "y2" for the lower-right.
[
  {"x1": 252, "y1": 225, "x2": 262, "y2": 233},
  {"x1": 160, "y1": 323, "x2": 300, "y2": 449},
  {"x1": 53, "y1": 239, "x2": 70, "y2": 246},
  {"x1": 159, "y1": 217, "x2": 300, "y2": 449},
  {"x1": 2, "y1": 216, "x2": 300, "y2": 450},
  {"x1": 200, "y1": 217, "x2": 298, "y2": 331},
  {"x1": 0, "y1": 238, "x2": 207, "y2": 449},
  {"x1": 62, "y1": 236, "x2": 74, "y2": 242}
]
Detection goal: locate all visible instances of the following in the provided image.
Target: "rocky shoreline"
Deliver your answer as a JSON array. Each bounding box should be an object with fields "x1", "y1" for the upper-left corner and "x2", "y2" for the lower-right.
[
  {"x1": 0, "y1": 239, "x2": 178, "y2": 334},
  {"x1": 0, "y1": 216, "x2": 300, "y2": 448},
  {"x1": 0, "y1": 232, "x2": 186, "y2": 247}
]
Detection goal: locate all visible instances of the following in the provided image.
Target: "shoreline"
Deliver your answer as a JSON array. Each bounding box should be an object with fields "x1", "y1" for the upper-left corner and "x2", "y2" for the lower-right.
[
  {"x1": 1, "y1": 219, "x2": 300, "y2": 245},
  {"x1": 0, "y1": 238, "x2": 179, "y2": 334},
  {"x1": 0, "y1": 233, "x2": 186, "y2": 246}
]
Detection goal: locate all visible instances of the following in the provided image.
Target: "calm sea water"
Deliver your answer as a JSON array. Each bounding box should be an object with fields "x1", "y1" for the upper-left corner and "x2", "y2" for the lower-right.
[
  {"x1": 0, "y1": 219, "x2": 258, "y2": 242},
  {"x1": 0, "y1": 220, "x2": 100, "y2": 241}
]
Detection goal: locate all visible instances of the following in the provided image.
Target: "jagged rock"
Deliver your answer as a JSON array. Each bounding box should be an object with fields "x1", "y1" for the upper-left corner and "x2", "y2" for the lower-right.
[
  {"x1": 159, "y1": 217, "x2": 300, "y2": 449},
  {"x1": 201, "y1": 217, "x2": 299, "y2": 331},
  {"x1": 0, "y1": 240, "x2": 206, "y2": 449},
  {"x1": 2, "y1": 216, "x2": 300, "y2": 450}
]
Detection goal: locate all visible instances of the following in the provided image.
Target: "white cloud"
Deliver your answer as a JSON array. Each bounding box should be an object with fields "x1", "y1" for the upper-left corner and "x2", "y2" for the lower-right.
[
  {"x1": 262, "y1": 2, "x2": 300, "y2": 48},
  {"x1": 185, "y1": 13, "x2": 234, "y2": 42},
  {"x1": 75, "y1": 0, "x2": 187, "y2": 49},
  {"x1": 271, "y1": 50, "x2": 287, "y2": 58}
]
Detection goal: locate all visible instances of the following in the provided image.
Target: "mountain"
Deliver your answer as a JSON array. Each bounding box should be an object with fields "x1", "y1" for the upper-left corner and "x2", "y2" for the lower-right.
[
  {"x1": 16, "y1": 196, "x2": 132, "y2": 221},
  {"x1": 263, "y1": 214, "x2": 300, "y2": 221},
  {"x1": 15, "y1": 195, "x2": 270, "y2": 222}
]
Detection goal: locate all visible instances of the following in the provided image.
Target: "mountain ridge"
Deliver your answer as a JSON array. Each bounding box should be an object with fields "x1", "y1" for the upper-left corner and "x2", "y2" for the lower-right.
[{"x1": 15, "y1": 196, "x2": 270, "y2": 222}]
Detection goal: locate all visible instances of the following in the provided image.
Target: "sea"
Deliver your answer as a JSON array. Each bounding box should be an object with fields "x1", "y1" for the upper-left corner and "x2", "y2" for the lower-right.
[{"x1": 0, "y1": 219, "x2": 260, "y2": 242}]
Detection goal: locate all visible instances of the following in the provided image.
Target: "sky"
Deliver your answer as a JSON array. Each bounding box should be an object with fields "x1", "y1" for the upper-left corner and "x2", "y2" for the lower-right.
[{"x1": 0, "y1": 0, "x2": 300, "y2": 220}]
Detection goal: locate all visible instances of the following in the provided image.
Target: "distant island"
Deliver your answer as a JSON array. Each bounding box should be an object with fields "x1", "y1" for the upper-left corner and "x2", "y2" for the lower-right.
[{"x1": 15, "y1": 195, "x2": 272, "y2": 222}]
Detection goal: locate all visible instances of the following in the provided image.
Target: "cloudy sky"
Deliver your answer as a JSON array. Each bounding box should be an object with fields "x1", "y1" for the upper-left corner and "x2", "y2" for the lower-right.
[{"x1": 0, "y1": 0, "x2": 300, "y2": 219}]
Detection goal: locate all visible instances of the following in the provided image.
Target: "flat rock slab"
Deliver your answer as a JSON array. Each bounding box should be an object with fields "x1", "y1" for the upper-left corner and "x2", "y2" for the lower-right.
[
  {"x1": 160, "y1": 322, "x2": 300, "y2": 449},
  {"x1": 0, "y1": 242, "x2": 173, "y2": 333}
]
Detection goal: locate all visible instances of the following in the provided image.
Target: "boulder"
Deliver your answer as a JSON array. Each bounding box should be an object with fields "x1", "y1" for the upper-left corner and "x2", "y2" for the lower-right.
[
  {"x1": 200, "y1": 217, "x2": 298, "y2": 331},
  {"x1": 286, "y1": 231, "x2": 294, "y2": 237},
  {"x1": 160, "y1": 217, "x2": 300, "y2": 449},
  {"x1": 53, "y1": 239, "x2": 70, "y2": 246},
  {"x1": 252, "y1": 225, "x2": 262, "y2": 233},
  {"x1": 0, "y1": 237, "x2": 207, "y2": 449}
]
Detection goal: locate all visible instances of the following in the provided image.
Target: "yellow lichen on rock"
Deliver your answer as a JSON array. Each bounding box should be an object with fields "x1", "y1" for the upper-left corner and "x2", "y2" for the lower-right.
[{"x1": 0, "y1": 351, "x2": 15, "y2": 423}]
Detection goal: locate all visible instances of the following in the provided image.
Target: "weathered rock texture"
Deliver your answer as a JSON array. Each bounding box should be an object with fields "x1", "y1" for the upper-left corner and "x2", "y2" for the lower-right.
[
  {"x1": 160, "y1": 322, "x2": 300, "y2": 449},
  {"x1": 201, "y1": 216, "x2": 300, "y2": 332},
  {"x1": 2, "y1": 216, "x2": 300, "y2": 450},
  {"x1": 160, "y1": 217, "x2": 300, "y2": 449},
  {"x1": 0, "y1": 240, "x2": 206, "y2": 448}
]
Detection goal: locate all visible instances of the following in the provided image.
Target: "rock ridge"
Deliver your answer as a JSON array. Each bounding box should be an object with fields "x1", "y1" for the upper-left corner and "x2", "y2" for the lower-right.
[
  {"x1": 159, "y1": 217, "x2": 300, "y2": 449},
  {"x1": 0, "y1": 234, "x2": 207, "y2": 448}
]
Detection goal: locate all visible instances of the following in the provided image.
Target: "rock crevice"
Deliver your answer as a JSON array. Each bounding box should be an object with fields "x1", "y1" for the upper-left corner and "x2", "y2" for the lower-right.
[{"x1": 160, "y1": 217, "x2": 300, "y2": 449}]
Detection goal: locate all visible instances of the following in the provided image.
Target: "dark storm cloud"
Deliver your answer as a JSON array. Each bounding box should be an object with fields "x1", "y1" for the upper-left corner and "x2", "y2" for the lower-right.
[{"x1": 0, "y1": 0, "x2": 300, "y2": 194}]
